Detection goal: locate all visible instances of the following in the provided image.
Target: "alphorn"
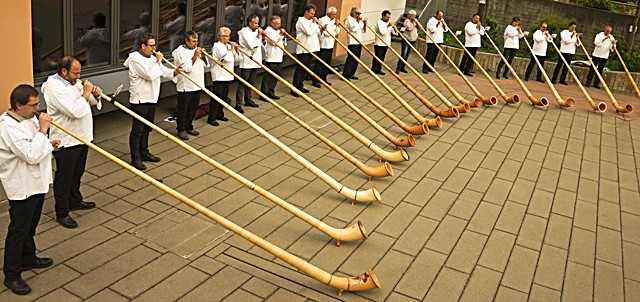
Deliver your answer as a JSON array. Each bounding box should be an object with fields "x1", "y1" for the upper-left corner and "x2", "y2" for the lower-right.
[
  {"x1": 46, "y1": 115, "x2": 380, "y2": 295},
  {"x1": 484, "y1": 31, "x2": 549, "y2": 106},
  {"x1": 262, "y1": 32, "x2": 415, "y2": 148},
  {"x1": 327, "y1": 23, "x2": 447, "y2": 126},
  {"x1": 612, "y1": 39, "x2": 640, "y2": 103},
  {"x1": 232, "y1": 47, "x2": 409, "y2": 163},
  {"x1": 282, "y1": 30, "x2": 429, "y2": 136},
  {"x1": 577, "y1": 36, "x2": 633, "y2": 113},
  {"x1": 520, "y1": 30, "x2": 574, "y2": 108},
  {"x1": 336, "y1": 22, "x2": 459, "y2": 119},
  {"x1": 444, "y1": 23, "x2": 519, "y2": 104},
  {"x1": 156, "y1": 55, "x2": 380, "y2": 202},
  {"x1": 363, "y1": 23, "x2": 470, "y2": 114},
  {"x1": 413, "y1": 23, "x2": 497, "y2": 106},
  {"x1": 203, "y1": 49, "x2": 393, "y2": 177},
  {"x1": 548, "y1": 36, "x2": 606, "y2": 112}
]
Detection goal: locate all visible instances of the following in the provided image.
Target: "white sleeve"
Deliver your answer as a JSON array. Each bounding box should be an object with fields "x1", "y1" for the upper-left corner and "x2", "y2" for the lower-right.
[
  {"x1": 45, "y1": 83, "x2": 91, "y2": 119},
  {"x1": 2, "y1": 123, "x2": 53, "y2": 165}
]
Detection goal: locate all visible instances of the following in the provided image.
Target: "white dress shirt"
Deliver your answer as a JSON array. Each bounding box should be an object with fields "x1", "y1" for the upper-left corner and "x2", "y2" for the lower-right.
[
  {"x1": 319, "y1": 16, "x2": 340, "y2": 49},
  {"x1": 503, "y1": 25, "x2": 524, "y2": 49},
  {"x1": 593, "y1": 32, "x2": 615, "y2": 59},
  {"x1": 238, "y1": 27, "x2": 263, "y2": 69},
  {"x1": 464, "y1": 21, "x2": 485, "y2": 48},
  {"x1": 532, "y1": 30, "x2": 553, "y2": 56},
  {"x1": 295, "y1": 17, "x2": 320, "y2": 54},
  {"x1": 375, "y1": 19, "x2": 395, "y2": 46},
  {"x1": 210, "y1": 42, "x2": 239, "y2": 82},
  {"x1": 123, "y1": 51, "x2": 176, "y2": 105},
  {"x1": 426, "y1": 16, "x2": 448, "y2": 43},
  {"x1": 172, "y1": 45, "x2": 210, "y2": 92},
  {"x1": 264, "y1": 26, "x2": 285, "y2": 63},
  {"x1": 559, "y1": 29, "x2": 580, "y2": 54},
  {"x1": 344, "y1": 16, "x2": 364, "y2": 45}
]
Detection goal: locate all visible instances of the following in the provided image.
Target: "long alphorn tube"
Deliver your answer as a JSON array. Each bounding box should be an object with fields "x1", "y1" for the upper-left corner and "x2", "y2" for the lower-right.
[
  {"x1": 520, "y1": 30, "x2": 574, "y2": 108},
  {"x1": 363, "y1": 23, "x2": 470, "y2": 114},
  {"x1": 262, "y1": 32, "x2": 414, "y2": 148},
  {"x1": 484, "y1": 32, "x2": 549, "y2": 106},
  {"x1": 444, "y1": 23, "x2": 519, "y2": 104},
  {"x1": 282, "y1": 30, "x2": 429, "y2": 136},
  {"x1": 47, "y1": 117, "x2": 380, "y2": 295},
  {"x1": 577, "y1": 37, "x2": 633, "y2": 113},
  {"x1": 612, "y1": 40, "x2": 640, "y2": 103},
  {"x1": 413, "y1": 23, "x2": 496, "y2": 106},
  {"x1": 337, "y1": 22, "x2": 459, "y2": 119},
  {"x1": 549, "y1": 37, "x2": 606, "y2": 112},
  {"x1": 232, "y1": 47, "x2": 409, "y2": 163},
  {"x1": 203, "y1": 50, "x2": 393, "y2": 177},
  {"x1": 157, "y1": 55, "x2": 380, "y2": 202}
]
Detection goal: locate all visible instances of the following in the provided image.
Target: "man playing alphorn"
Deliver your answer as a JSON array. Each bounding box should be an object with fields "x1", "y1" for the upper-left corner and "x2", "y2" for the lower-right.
[
  {"x1": 496, "y1": 17, "x2": 523, "y2": 79},
  {"x1": 371, "y1": 10, "x2": 395, "y2": 75},
  {"x1": 261, "y1": 16, "x2": 285, "y2": 100},
  {"x1": 236, "y1": 15, "x2": 263, "y2": 108},
  {"x1": 422, "y1": 10, "x2": 447, "y2": 73},
  {"x1": 524, "y1": 22, "x2": 553, "y2": 83},
  {"x1": 312, "y1": 6, "x2": 340, "y2": 86},
  {"x1": 585, "y1": 25, "x2": 615, "y2": 89},
  {"x1": 342, "y1": 6, "x2": 366, "y2": 80},
  {"x1": 552, "y1": 21, "x2": 580, "y2": 85},
  {"x1": 459, "y1": 14, "x2": 484, "y2": 77},
  {"x1": 292, "y1": 4, "x2": 320, "y2": 95}
]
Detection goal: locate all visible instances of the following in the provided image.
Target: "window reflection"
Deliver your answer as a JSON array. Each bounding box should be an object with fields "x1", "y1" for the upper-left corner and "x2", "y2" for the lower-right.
[
  {"x1": 32, "y1": 0, "x2": 63, "y2": 76},
  {"x1": 159, "y1": 0, "x2": 186, "y2": 53},
  {"x1": 195, "y1": 1, "x2": 217, "y2": 51},
  {"x1": 249, "y1": 0, "x2": 267, "y2": 28},
  {"x1": 224, "y1": 0, "x2": 245, "y2": 41},
  {"x1": 120, "y1": 1, "x2": 152, "y2": 60},
  {"x1": 74, "y1": 0, "x2": 111, "y2": 66}
]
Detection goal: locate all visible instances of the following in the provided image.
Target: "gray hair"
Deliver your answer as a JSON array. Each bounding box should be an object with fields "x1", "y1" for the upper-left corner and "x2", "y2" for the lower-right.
[
  {"x1": 327, "y1": 6, "x2": 337, "y2": 14},
  {"x1": 218, "y1": 27, "x2": 231, "y2": 36},
  {"x1": 271, "y1": 16, "x2": 281, "y2": 23},
  {"x1": 408, "y1": 10, "x2": 417, "y2": 16}
]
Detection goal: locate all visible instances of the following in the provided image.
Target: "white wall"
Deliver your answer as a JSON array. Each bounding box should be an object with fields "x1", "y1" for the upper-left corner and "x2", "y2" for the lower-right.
[{"x1": 359, "y1": 0, "x2": 407, "y2": 44}]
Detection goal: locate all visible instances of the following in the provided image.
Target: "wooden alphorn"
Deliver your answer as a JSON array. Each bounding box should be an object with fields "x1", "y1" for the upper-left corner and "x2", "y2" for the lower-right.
[
  {"x1": 282, "y1": 30, "x2": 429, "y2": 136},
  {"x1": 46, "y1": 116, "x2": 380, "y2": 295},
  {"x1": 612, "y1": 39, "x2": 640, "y2": 104},
  {"x1": 444, "y1": 22, "x2": 519, "y2": 104},
  {"x1": 156, "y1": 54, "x2": 381, "y2": 202}
]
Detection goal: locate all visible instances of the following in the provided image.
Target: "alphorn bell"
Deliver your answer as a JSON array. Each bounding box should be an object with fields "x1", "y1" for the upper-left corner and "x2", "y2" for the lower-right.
[
  {"x1": 412, "y1": 23, "x2": 497, "y2": 106},
  {"x1": 262, "y1": 31, "x2": 415, "y2": 148},
  {"x1": 45, "y1": 115, "x2": 380, "y2": 295},
  {"x1": 484, "y1": 30, "x2": 549, "y2": 106},
  {"x1": 336, "y1": 22, "x2": 459, "y2": 119},
  {"x1": 232, "y1": 47, "x2": 409, "y2": 163},
  {"x1": 611, "y1": 38, "x2": 640, "y2": 105},
  {"x1": 155, "y1": 54, "x2": 381, "y2": 203},
  {"x1": 444, "y1": 22, "x2": 519, "y2": 104},
  {"x1": 363, "y1": 22, "x2": 470, "y2": 114},
  {"x1": 548, "y1": 35, "x2": 606, "y2": 112},
  {"x1": 282, "y1": 30, "x2": 429, "y2": 136},
  {"x1": 202, "y1": 49, "x2": 393, "y2": 178},
  {"x1": 577, "y1": 36, "x2": 633, "y2": 113},
  {"x1": 520, "y1": 29, "x2": 574, "y2": 108}
]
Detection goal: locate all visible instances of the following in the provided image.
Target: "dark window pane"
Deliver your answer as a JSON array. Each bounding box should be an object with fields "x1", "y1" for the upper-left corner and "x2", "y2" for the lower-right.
[
  {"x1": 74, "y1": 0, "x2": 111, "y2": 67},
  {"x1": 271, "y1": 0, "x2": 289, "y2": 32},
  {"x1": 194, "y1": 1, "x2": 218, "y2": 50},
  {"x1": 32, "y1": 0, "x2": 63, "y2": 77},
  {"x1": 159, "y1": 0, "x2": 186, "y2": 54},
  {"x1": 249, "y1": 0, "x2": 267, "y2": 28},
  {"x1": 120, "y1": 1, "x2": 152, "y2": 60},
  {"x1": 224, "y1": 0, "x2": 245, "y2": 41}
]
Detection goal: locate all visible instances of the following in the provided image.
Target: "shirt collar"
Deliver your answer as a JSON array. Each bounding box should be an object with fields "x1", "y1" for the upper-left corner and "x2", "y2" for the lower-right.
[
  {"x1": 6, "y1": 110, "x2": 27, "y2": 122},
  {"x1": 53, "y1": 73, "x2": 73, "y2": 86}
]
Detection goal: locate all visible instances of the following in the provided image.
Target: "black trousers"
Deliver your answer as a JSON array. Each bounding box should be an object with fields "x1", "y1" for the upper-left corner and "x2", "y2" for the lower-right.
[
  {"x1": 3, "y1": 194, "x2": 45, "y2": 281},
  {"x1": 372, "y1": 45, "x2": 388, "y2": 73},
  {"x1": 236, "y1": 68, "x2": 257, "y2": 106},
  {"x1": 293, "y1": 52, "x2": 315, "y2": 88},
  {"x1": 343, "y1": 44, "x2": 362, "y2": 77},
  {"x1": 552, "y1": 52, "x2": 574, "y2": 83},
  {"x1": 423, "y1": 43, "x2": 440, "y2": 70},
  {"x1": 176, "y1": 91, "x2": 200, "y2": 132},
  {"x1": 525, "y1": 54, "x2": 546, "y2": 80},
  {"x1": 497, "y1": 48, "x2": 518, "y2": 75},
  {"x1": 53, "y1": 144, "x2": 88, "y2": 218},
  {"x1": 129, "y1": 103, "x2": 156, "y2": 163},
  {"x1": 587, "y1": 56, "x2": 608, "y2": 87},
  {"x1": 313, "y1": 48, "x2": 333, "y2": 84},
  {"x1": 209, "y1": 81, "x2": 231, "y2": 123},
  {"x1": 459, "y1": 47, "x2": 478, "y2": 73},
  {"x1": 261, "y1": 61, "x2": 281, "y2": 95}
]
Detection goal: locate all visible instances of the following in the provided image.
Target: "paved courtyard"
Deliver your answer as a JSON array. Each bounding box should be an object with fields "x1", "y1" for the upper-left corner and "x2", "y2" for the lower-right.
[{"x1": 1, "y1": 43, "x2": 640, "y2": 301}]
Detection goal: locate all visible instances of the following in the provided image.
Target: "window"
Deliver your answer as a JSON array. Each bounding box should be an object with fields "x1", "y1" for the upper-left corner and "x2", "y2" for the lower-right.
[
  {"x1": 159, "y1": 0, "x2": 187, "y2": 53},
  {"x1": 194, "y1": 0, "x2": 217, "y2": 50},
  {"x1": 120, "y1": 1, "x2": 153, "y2": 60},
  {"x1": 32, "y1": 0, "x2": 63, "y2": 77},
  {"x1": 73, "y1": 0, "x2": 112, "y2": 67},
  {"x1": 224, "y1": 0, "x2": 245, "y2": 41}
]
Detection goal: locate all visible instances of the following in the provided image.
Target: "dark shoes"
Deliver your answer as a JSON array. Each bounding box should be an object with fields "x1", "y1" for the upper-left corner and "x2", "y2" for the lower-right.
[
  {"x1": 217, "y1": 116, "x2": 229, "y2": 122},
  {"x1": 503, "y1": 73, "x2": 509, "y2": 79},
  {"x1": 131, "y1": 160, "x2": 147, "y2": 170},
  {"x1": 267, "y1": 93, "x2": 280, "y2": 100},
  {"x1": 373, "y1": 70, "x2": 386, "y2": 75},
  {"x1": 234, "y1": 105, "x2": 244, "y2": 113},
  {"x1": 187, "y1": 129, "x2": 199, "y2": 136},
  {"x1": 312, "y1": 82, "x2": 322, "y2": 88},
  {"x1": 463, "y1": 72, "x2": 473, "y2": 77},
  {"x1": 559, "y1": 81, "x2": 568, "y2": 85},
  {"x1": 258, "y1": 96, "x2": 270, "y2": 102},
  {"x1": 208, "y1": 120, "x2": 220, "y2": 126},
  {"x1": 56, "y1": 216, "x2": 78, "y2": 229},
  {"x1": 585, "y1": 83, "x2": 591, "y2": 88},
  {"x1": 245, "y1": 101, "x2": 259, "y2": 108},
  {"x1": 298, "y1": 87, "x2": 310, "y2": 93},
  {"x1": 344, "y1": 75, "x2": 359, "y2": 80},
  {"x1": 142, "y1": 153, "x2": 161, "y2": 162},
  {"x1": 422, "y1": 69, "x2": 430, "y2": 74},
  {"x1": 495, "y1": 71, "x2": 500, "y2": 79},
  {"x1": 4, "y1": 278, "x2": 31, "y2": 295},
  {"x1": 593, "y1": 85, "x2": 601, "y2": 89},
  {"x1": 524, "y1": 76, "x2": 529, "y2": 81},
  {"x1": 325, "y1": 81, "x2": 332, "y2": 85},
  {"x1": 536, "y1": 78, "x2": 545, "y2": 83},
  {"x1": 69, "y1": 201, "x2": 96, "y2": 211},
  {"x1": 178, "y1": 131, "x2": 189, "y2": 140},
  {"x1": 22, "y1": 257, "x2": 53, "y2": 271},
  {"x1": 290, "y1": 90, "x2": 300, "y2": 97}
]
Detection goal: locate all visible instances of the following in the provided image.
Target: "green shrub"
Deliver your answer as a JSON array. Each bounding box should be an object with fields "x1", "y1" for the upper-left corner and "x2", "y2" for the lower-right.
[{"x1": 580, "y1": 0, "x2": 613, "y2": 11}]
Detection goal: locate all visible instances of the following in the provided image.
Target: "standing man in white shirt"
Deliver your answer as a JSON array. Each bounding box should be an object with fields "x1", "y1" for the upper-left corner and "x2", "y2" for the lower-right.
[
  {"x1": 422, "y1": 10, "x2": 448, "y2": 73},
  {"x1": 524, "y1": 22, "x2": 553, "y2": 83},
  {"x1": 261, "y1": 16, "x2": 285, "y2": 100},
  {"x1": 173, "y1": 31, "x2": 209, "y2": 140},
  {"x1": 209, "y1": 27, "x2": 240, "y2": 124},
  {"x1": 372, "y1": 10, "x2": 394, "y2": 75},
  {"x1": 342, "y1": 6, "x2": 366, "y2": 80},
  {"x1": 292, "y1": 4, "x2": 320, "y2": 95},
  {"x1": 237, "y1": 15, "x2": 263, "y2": 108},
  {"x1": 396, "y1": 10, "x2": 418, "y2": 74},
  {"x1": 124, "y1": 33, "x2": 182, "y2": 171},
  {"x1": 41, "y1": 56, "x2": 103, "y2": 229},
  {"x1": 459, "y1": 14, "x2": 484, "y2": 76},
  {"x1": 496, "y1": 17, "x2": 523, "y2": 79},
  {"x1": 312, "y1": 6, "x2": 340, "y2": 86},
  {"x1": 1, "y1": 85, "x2": 57, "y2": 295},
  {"x1": 586, "y1": 25, "x2": 615, "y2": 89},
  {"x1": 552, "y1": 21, "x2": 580, "y2": 85}
]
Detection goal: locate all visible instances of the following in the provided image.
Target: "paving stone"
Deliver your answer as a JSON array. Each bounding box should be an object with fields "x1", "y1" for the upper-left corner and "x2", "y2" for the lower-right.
[
  {"x1": 534, "y1": 244, "x2": 567, "y2": 290},
  {"x1": 478, "y1": 230, "x2": 516, "y2": 272},
  {"x1": 574, "y1": 200, "x2": 597, "y2": 232},
  {"x1": 445, "y1": 230, "x2": 487, "y2": 273},
  {"x1": 375, "y1": 203, "x2": 421, "y2": 239},
  {"x1": 132, "y1": 266, "x2": 209, "y2": 302},
  {"x1": 528, "y1": 284, "x2": 560, "y2": 302},
  {"x1": 494, "y1": 285, "x2": 528, "y2": 302},
  {"x1": 508, "y1": 178, "x2": 535, "y2": 205},
  {"x1": 562, "y1": 262, "x2": 594, "y2": 301},
  {"x1": 425, "y1": 215, "x2": 467, "y2": 254},
  {"x1": 423, "y1": 267, "x2": 468, "y2": 302},
  {"x1": 569, "y1": 227, "x2": 596, "y2": 268},
  {"x1": 527, "y1": 189, "x2": 554, "y2": 218},
  {"x1": 84, "y1": 289, "x2": 130, "y2": 302},
  {"x1": 516, "y1": 214, "x2": 547, "y2": 251},
  {"x1": 480, "y1": 150, "x2": 507, "y2": 171},
  {"x1": 598, "y1": 200, "x2": 621, "y2": 231},
  {"x1": 557, "y1": 168, "x2": 579, "y2": 192},
  {"x1": 544, "y1": 213, "x2": 572, "y2": 250},
  {"x1": 596, "y1": 226, "x2": 622, "y2": 266},
  {"x1": 179, "y1": 266, "x2": 251, "y2": 301},
  {"x1": 459, "y1": 266, "x2": 502, "y2": 302},
  {"x1": 467, "y1": 202, "x2": 501, "y2": 235},
  {"x1": 356, "y1": 249, "x2": 413, "y2": 301},
  {"x1": 551, "y1": 188, "x2": 576, "y2": 218},
  {"x1": 420, "y1": 188, "x2": 458, "y2": 221},
  {"x1": 495, "y1": 201, "x2": 527, "y2": 235},
  {"x1": 496, "y1": 159, "x2": 522, "y2": 181},
  {"x1": 392, "y1": 216, "x2": 439, "y2": 256},
  {"x1": 466, "y1": 168, "x2": 497, "y2": 193},
  {"x1": 394, "y1": 249, "x2": 446, "y2": 300},
  {"x1": 441, "y1": 168, "x2": 474, "y2": 194},
  {"x1": 623, "y1": 241, "x2": 640, "y2": 282},
  {"x1": 518, "y1": 159, "x2": 543, "y2": 182},
  {"x1": 625, "y1": 279, "x2": 640, "y2": 302},
  {"x1": 501, "y1": 245, "x2": 539, "y2": 293},
  {"x1": 483, "y1": 178, "x2": 513, "y2": 206},
  {"x1": 594, "y1": 260, "x2": 624, "y2": 302},
  {"x1": 404, "y1": 178, "x2": 442, "y2": 207}
]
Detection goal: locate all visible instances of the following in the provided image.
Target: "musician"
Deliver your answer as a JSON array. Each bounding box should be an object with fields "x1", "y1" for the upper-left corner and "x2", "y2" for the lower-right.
[
  {"x1": 396, "y1": 10, "x2": 417, "y2": 74},
  {"x1": 586, "y1": 25, "x2": 615, "y2": 89},
  {"x1": 172, "y1": 31, "x2": 209, "y2": 140},
  {"x1": 124, "y1": 33, "x2": 182, "y2": 171},
  {"x1": 261, "y1": 16, "x2": 285, "y2": 100},
  {"x1": 342, "y1": 6, "x2": 366, "y2": 80},
  {"x1": 78, "y1": 12, "x2": 110, "y2": 65},
  {"x1": 496, "y1": 17, "x2": 523, "y2": 79},
  {"x1": 372, "y1": 10, "x2": 395, "y2": 75},
  {"x1": 292, "y1": 4, "x2": 320, "y2": 95},
  {"x1": 524, "y1": 22, "x2": 553, "y2": 83},
  {"x1": 41, "y1": 57, "x2": 101, "y2": 228},
  {"x1": 123, "y1": 12, "x2": 151, "y2": 52},
  {"x1": 312, "y1": 6, "x2": 340, "y2": 85},
  {"x1": 459, "y1": 14, "x2": 484, "y2": 77},
  {"x1": 552, "y1": 21, "x2": 580, "y2": 85},
  {"x1": 209, "y1": 27, "x2": 240, "y2": 125},
  {"x1": 422, "y1": 10, "x2": 448, "y2": 73},
  {"x1": 1, "y1": 85, "x2": 57, "y2": 295},
  {"x1": 236, "y1": 15, "x2": 263, "y2": 108},
  {"x1": 164, "y1": 2, "x2": 186, "y2": 51}
]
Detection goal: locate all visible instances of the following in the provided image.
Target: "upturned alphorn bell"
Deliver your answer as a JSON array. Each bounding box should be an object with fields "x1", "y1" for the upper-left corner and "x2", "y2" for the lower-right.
[
  {"x1": 282, "y1": 30, "x2": 429, "y2": 136},
  {"x1": 46, "y1": 115, "x2": 380, "y2": 295},
  {"x1": 611, "y1": 38, "x2": 639, "y2": 108},
  {"x1": 262, "y1": 31, "x2": 415, "y2": 148},
  {"x1": 577, "y1": 36, "x2": 633, "y2": 113},
  {"x1": 157, "y1": 55, "x2": 381, "y2": 203},
  {"x1": 444, "y1": 22, "x2": 519, "y2": 104},
  {"x1": 520, "y1": 30, "x2": 574, "y2": 108},
  {"x1": 232, "y1": 46, "x2": 409, "y2": 163},
  {"x1": 413, "y1": 23, "x2": 497, "y2": 106},
  {"x1": 327, "y1": 22, "x2": 445, "y2": 127},
  {"x1": 484, "y1": 31, "x2": 549, "y2": 106},
  {"x1": 202, "y1": 49, "x2": 393, "y2": 178}
]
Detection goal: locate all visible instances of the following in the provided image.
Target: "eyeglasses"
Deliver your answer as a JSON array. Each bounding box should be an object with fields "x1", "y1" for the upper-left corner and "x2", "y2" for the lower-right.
[
  {"x1": 26, "y1": 102, "x2": 40, "y2": 108},
  {"x1": 145, "y1": 44, "x2": 157, "y2": 47},
  {"x1": 220, "y1": 35, "x2": 229, "y2": 37},
  {"x1": 355, "y1": 12, "x2": 361, "y2": 15}
]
